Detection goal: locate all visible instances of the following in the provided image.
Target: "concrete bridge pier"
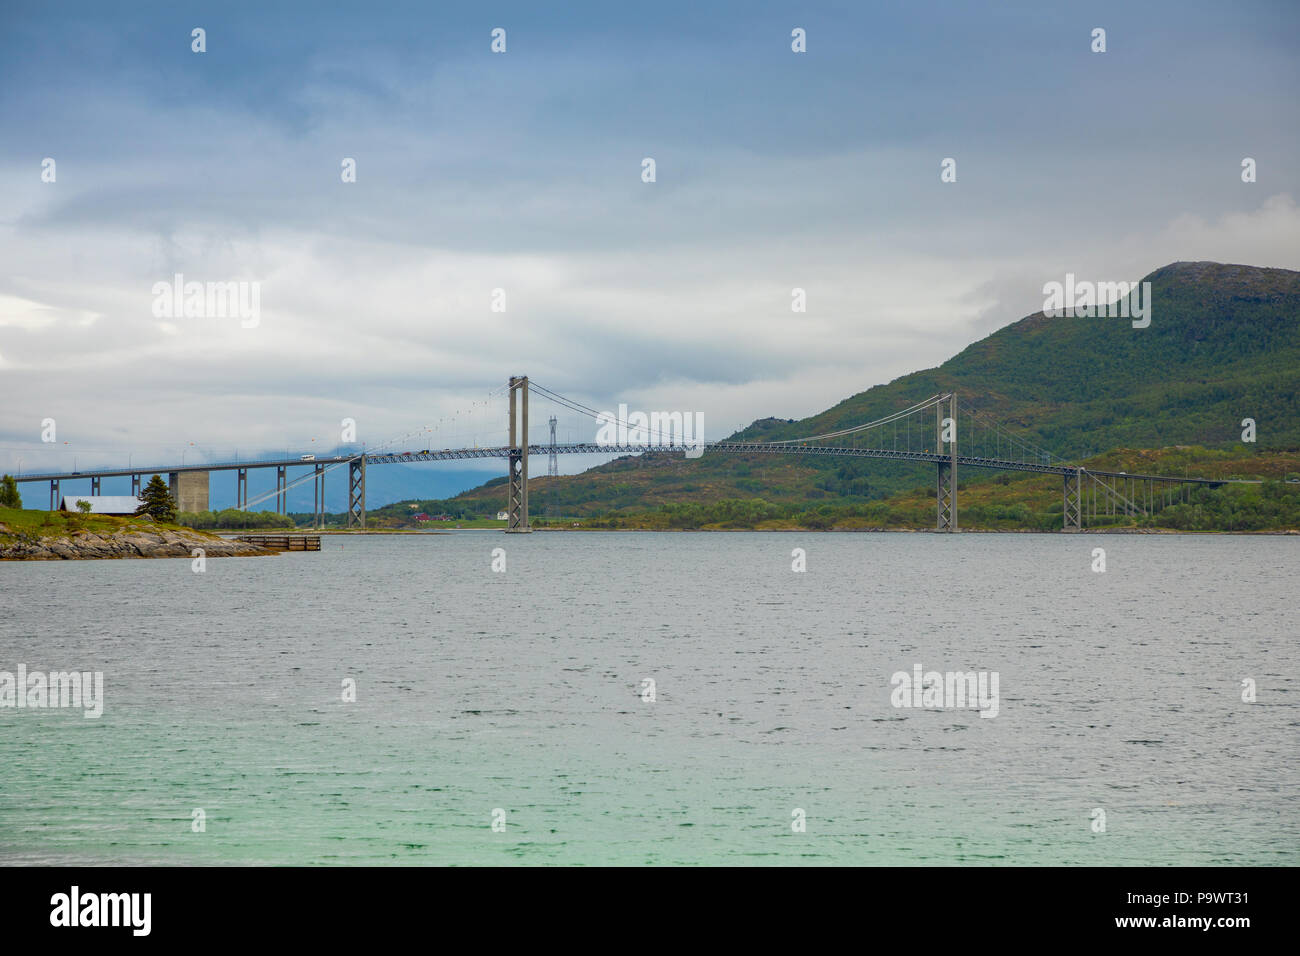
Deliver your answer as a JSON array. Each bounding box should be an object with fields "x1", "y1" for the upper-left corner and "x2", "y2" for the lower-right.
[
  {"x1": 168, "y1": 471, "x2": 209, "y2": 513},
  {"x1": 313, "y1": 463, "x2": 325, "y2": 530}
]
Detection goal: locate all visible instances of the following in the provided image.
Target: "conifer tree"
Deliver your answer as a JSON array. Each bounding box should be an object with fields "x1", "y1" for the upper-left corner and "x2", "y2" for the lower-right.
[
  {"x1": 135, "y1": 474, "x2": 177, "y2": 522},
  {"x1": 0, "y1": 474, "x2": 20, "y2": 509}
]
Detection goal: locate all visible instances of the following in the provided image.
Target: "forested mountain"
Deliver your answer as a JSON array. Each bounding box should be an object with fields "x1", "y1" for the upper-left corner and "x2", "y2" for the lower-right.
[{"x1": 752, "y1": 261, "x2": 1299, "y2": 457}]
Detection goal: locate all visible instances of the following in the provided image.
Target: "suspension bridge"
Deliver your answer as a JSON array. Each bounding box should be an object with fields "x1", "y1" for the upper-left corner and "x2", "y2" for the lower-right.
[{"x1": 12, "y1": 375, "x2": 1246, "y2": 532}]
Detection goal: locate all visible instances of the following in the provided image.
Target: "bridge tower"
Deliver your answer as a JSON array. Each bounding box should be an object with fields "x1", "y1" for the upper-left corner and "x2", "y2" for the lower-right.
[
  {"x1": 507, "y1": 375, "x2": 531, "y2": 532},
  {"x1": 936, "y1": 392, "x2": 958, "y2": 532}
]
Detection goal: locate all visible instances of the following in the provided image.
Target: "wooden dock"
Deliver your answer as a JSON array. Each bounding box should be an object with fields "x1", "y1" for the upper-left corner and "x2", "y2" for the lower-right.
[{"x1": 235, "y1": 534, "x2": 321, "y2": 552}]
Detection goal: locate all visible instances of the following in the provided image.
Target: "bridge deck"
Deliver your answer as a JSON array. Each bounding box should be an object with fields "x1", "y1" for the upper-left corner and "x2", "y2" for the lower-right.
[{"x1": 15, "y1": 441, "x2": 1241, "y2": 486}]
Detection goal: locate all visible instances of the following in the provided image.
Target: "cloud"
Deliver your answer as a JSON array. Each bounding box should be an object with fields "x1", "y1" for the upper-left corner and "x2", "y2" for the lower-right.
[{"x1": 1147, "y1": 193, "x2": 1300, "y2": 269}]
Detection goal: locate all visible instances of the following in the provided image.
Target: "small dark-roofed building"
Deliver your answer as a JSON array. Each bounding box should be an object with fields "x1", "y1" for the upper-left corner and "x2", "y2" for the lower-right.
[{"x1": 60, "y1": 495, "x2": 143, "y2": 516}]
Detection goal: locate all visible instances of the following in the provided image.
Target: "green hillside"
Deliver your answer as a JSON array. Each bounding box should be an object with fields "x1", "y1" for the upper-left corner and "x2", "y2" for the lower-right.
[
  {"x1": 754, "y1": 261, "x2": 1300, "y2": 457},
  {"x1": 369, "y1": 261, "x2": 1300, "y2": 528}
]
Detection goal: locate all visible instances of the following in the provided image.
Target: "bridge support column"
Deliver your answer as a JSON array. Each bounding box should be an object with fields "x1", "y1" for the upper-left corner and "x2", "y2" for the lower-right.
[
  {"x1": 1064, "y1": 469, "x2": 1083, "y2": 531},
  {"x1": 313, "y1": 463, "x2": 324, "y2": 530},
  {"x1": 131, "y1": 474, "x2": 141, "y2": 496},
  {"x1": 276, "y1": 466, "x2": 286, "y2": 514},
  {"x1": 236, "y1": 468, "x2": 248, "y2": 510},
  {"x1": 90, "y1": 476, "x2": 101, "y2": 495},
  {"x1": 936, "y1": 461, "x2": 956, "y2": 532},
  {"x1": 50, "y1": 478, "x2": 59, "y2": 510},
  {"x1": 507, "y1": 375, "x2": 531, "y2": 532},
  {"x1": 347, "y1": 456, "x2": 366, "y2": 529}
]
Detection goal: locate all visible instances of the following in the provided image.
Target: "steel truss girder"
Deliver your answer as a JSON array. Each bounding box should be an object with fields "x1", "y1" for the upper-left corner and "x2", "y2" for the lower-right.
[{"x1": 15, "y1": 446, "x2": 1235, "y2": 487}]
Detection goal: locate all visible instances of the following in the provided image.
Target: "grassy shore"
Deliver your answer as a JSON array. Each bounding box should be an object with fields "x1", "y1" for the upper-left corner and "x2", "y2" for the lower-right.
[{"x1": 0, "y1": 506, "x2": 225, "y2": 545}]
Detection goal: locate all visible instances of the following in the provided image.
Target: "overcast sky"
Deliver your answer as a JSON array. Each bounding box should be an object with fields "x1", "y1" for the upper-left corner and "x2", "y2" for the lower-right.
[{"x1": 2, "y1": 0, "x2": 1298, "y2": 485}]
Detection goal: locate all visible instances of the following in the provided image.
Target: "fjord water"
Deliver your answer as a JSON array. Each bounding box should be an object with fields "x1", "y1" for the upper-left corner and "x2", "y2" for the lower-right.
[{"x1": 1, "y1": 532, "x2": 1295, "y2": 866}]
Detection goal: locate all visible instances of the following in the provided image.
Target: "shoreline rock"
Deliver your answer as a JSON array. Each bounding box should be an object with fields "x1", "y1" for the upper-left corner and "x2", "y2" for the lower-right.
[{"x1": 0, "y1": 527, "x2": 277, "y2": 561}]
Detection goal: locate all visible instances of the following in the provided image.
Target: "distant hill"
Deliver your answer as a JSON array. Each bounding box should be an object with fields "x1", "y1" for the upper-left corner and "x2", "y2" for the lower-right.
[
  {"x1": 762, "y1": 261, "x2": 1300, "y2": 457},
  {"x1": 431, "y1": 261, "x2": 1300, "y2": 520}
]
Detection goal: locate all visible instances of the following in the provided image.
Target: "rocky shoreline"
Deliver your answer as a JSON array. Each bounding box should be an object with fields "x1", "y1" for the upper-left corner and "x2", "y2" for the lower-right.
[{"x1": 0, "y1": 527, "x2": 277, "y2": 561}]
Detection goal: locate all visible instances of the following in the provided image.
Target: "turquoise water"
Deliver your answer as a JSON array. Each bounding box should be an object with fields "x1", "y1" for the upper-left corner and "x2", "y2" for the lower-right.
[{"x1": 1, "y1": 532, "x2": 1296, "y2": 865}]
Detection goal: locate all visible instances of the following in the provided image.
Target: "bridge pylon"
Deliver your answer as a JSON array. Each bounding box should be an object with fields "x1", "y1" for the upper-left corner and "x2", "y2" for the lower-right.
[{"x1": 506, "y1": 375, "x2": 531, "y2": 532}]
